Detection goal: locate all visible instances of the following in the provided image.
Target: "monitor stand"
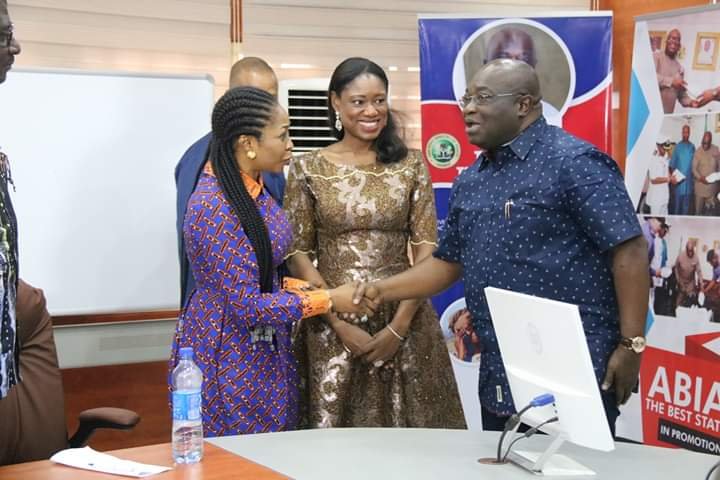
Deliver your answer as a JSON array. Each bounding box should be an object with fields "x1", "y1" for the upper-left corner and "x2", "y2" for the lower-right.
[{"x1": 507, "y1": 434, "x2": 596, "y2": 476}]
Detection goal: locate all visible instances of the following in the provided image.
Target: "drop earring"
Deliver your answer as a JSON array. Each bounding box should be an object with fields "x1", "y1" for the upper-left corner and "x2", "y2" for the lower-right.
[
  {"x1": 335, "y1": 111, "x2": 343, "y2": 131},
  {"x1": 247, "y1": 150, "x2": 257, "y2": 160}
]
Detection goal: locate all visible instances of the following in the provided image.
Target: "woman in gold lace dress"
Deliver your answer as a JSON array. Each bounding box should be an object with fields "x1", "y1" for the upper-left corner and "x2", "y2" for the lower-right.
[{"x1": 284, "y1": 57, "x2": 465, "y2": 428}]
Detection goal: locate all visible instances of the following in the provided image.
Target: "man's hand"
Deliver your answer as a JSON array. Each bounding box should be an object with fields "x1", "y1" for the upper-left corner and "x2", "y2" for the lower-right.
[
  {"x1": 363, "y1": 327, "x2": 402, "y2": 365},
  {"x1": 699, "y1": 88, "x2": 716, "y2": 105},
  {"x1": 671, "y1": 77, "x2": 687, "y2": 90},
  {"x1": 601, "y1": 347, "x2": 642, "y2": 405}
]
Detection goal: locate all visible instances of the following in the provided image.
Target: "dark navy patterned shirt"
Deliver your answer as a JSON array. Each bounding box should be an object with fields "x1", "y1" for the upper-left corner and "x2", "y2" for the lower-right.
[{"x1": 434, "y1": 117, "x2": 642, "y2": 415}]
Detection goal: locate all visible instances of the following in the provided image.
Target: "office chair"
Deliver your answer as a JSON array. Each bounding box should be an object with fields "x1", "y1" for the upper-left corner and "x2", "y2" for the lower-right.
[{"x1": 0, "y1": 280, "x2": 140, "y2": 465}]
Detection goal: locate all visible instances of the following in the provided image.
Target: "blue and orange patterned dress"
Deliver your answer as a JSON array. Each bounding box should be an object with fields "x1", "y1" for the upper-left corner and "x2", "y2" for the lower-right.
[{"x1": 170, "y1": 164, "x2": 329, "y2": 437}]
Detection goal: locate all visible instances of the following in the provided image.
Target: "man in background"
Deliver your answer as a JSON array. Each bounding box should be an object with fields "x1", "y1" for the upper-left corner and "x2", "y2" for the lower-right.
[
  {"x1": 692, "y1": 131, "x2": 720, "y2": 216},
  {"x1": 674, "y1": 239, "x2": 702, "y2": 309},
  {"x1": 646, "y1": 141, "x2": 671, "y2": 215},
  {"x1": 0, "y1": 1, "x2": 67, "y2": 464},
  {"x1": 703, "y1": 249, "x2": 720, "y2": 319},
  {"x1": 0, "y1": 0, "x2": 20, "y2": 403},
  {"x1": 175, "y1": 57, "x2": 286, "y2": 309},
  {"x1": 669, "y1": 124, "x2": 695, "y2": 215}
]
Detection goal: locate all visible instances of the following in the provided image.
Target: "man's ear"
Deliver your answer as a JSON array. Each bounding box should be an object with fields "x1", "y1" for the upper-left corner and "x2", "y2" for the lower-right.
[{"x1": 517, "y1": 94, "x2": 534, "y2": 117}]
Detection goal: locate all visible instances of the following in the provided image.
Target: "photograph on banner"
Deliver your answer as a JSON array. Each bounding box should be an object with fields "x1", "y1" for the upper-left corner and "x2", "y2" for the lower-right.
[
  {"x1": 457, "y1": 21, "x2": 574, "y2": 127},
  {"x1": 622, "y1": 4, "x2": 720, "y2": 447},
  {"x1": 640, "y1": 215, "x2": 720, "y2": 321},
  {"x1": 635, "y1": 113, "x2": 720, "y2": 217},
  {"x1": 647, "y1": 9, "x2": 720, "y2": 114},
  {"x1": 419, "y1": 14, "x2": 612, "y2": 184},
  {"x1": 439, "y1": 297, "x2": 482, "y2": 363},
  {"x1": 438, "y1": 297, "x2": 482, "y2": 430}
]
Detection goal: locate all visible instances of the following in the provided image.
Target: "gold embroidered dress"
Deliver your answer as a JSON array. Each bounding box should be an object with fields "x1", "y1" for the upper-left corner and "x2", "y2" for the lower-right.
[{"x1": 285, "y1": 149, "x2": 465, "y2": 428}]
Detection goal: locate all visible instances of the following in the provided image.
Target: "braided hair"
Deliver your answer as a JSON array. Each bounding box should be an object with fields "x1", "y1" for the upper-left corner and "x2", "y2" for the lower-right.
[
  {"x1": 209, "y1": 86, "x2": 277, "y2": 293},
  {"x1": 327, "y1": 57, "x2": 408, "y2": 164}
]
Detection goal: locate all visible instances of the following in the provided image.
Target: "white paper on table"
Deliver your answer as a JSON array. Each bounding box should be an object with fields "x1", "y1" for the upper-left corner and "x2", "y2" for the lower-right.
[
  {"x1": 705, "y1": 171, "x2": 720, "y2": 183},
  {"x1": 671, "y1": 169, "x2": 686, "y2": 183},
  {"x1": 50, "y1": 447, "x2": 171, "y2": 478}
]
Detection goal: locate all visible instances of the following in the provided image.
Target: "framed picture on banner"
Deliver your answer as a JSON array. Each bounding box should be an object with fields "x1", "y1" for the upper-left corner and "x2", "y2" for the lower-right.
[{"x1": 692, "y1": 32, "x2": 720, "y2": 70}]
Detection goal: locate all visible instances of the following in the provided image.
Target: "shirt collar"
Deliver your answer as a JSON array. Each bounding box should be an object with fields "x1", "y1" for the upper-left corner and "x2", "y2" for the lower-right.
[
  {"x1": 477, "y1": 116, "x2": 546, "y2": 170},
  {"x1": 203, "y1": 161, "x2": 264, "y2": 200}
]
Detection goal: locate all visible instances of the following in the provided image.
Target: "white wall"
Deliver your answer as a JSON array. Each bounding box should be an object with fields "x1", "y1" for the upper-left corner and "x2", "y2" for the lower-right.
[{"x1": 9, "y1": 0, "x2": 590, "y2": 151}]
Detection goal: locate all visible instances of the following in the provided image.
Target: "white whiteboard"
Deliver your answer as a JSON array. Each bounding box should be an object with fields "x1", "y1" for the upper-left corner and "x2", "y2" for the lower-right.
[{"x1": 0, "y1": 68, "x2": 214, "y2": 315}]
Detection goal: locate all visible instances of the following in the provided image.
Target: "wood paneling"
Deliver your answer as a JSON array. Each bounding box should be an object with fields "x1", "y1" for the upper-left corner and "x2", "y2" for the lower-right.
[
  {"x1": 53, "y1": 311, "x2": 178, "y2": 327},
  {"x1": 62, "y1": 361, "x2": 171, "y2": 451},
  {"x1": 599, "y1": 0, "x2": 709, "y2": 171}
]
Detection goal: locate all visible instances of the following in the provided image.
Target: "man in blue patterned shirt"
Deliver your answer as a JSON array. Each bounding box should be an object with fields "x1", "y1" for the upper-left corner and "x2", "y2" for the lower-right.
[{"x1": 354, "y1": 59, "x2": 649, "y2": 435}]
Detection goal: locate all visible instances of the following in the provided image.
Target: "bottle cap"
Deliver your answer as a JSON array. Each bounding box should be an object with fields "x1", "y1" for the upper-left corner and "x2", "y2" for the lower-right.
[{"x1": 179, "y1": 347, "x2": 194, "y2": 360}]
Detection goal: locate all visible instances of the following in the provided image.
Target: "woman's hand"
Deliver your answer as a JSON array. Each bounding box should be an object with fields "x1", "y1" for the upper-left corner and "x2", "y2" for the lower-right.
[
  {"x1": 363, "y1": 327, "x2": 403, "y2": 366},
  {"x1": 333, "y1": 321, "x2": 373, "y2": 357}
]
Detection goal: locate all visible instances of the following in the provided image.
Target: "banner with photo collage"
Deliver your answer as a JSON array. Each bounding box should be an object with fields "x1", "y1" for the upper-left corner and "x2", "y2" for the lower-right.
[
  {"x1": 418, "y1": 13, "x2": 613, "y2": 430},
  {"x1": 623, "y1": 4, "x2": 720, "y2": 453}
]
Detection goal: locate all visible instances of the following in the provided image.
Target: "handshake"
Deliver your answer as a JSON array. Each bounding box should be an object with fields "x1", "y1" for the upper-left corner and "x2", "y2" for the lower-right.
[
  {"x1": 327, "y1": 281, "x2": 410, "y2": 366},
  {"x1": 689, "y1": 87, "x2": 720, "y2": 108},
  {"x1": 327, "y1": 281, "x2": 383, "y2": 315}
]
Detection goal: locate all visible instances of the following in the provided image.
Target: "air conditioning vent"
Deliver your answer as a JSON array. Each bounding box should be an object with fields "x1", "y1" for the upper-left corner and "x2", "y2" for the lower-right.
[{"x1": 279, "y1": 79, "x2": 335, "y2": 153}]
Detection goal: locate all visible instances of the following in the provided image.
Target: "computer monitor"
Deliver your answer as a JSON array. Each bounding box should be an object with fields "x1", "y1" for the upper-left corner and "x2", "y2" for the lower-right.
[{"x1": 484, "y1": 287, "x2": 615, "y2": 475}]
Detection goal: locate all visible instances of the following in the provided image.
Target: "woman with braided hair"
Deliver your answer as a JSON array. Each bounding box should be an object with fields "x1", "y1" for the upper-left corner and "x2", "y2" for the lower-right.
[{"x1": 169, "y1": 86, "x2": 367, "y2": 436}]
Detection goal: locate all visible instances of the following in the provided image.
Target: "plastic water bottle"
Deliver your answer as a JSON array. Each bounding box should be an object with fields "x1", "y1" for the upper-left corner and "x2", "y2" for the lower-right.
[{"x1": 171, "y1": 347, "x2": 203, "y2": 464}]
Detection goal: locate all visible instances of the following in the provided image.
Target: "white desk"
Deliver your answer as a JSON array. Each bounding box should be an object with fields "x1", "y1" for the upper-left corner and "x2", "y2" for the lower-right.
[{"x1": 208, "y1": 428, "x2": 718, "y2": 479}]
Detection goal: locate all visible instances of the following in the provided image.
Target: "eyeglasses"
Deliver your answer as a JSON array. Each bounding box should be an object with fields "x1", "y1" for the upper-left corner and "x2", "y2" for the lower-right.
[
  {"x1": 1, "y1": 23, "x2": 14, "y2": 49},
  {"x1": 459, "y1": 91, "x2": 521, "y2": 108}
]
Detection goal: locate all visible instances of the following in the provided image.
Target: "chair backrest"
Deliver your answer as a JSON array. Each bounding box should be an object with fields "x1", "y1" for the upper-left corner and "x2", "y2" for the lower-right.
[{"x1": 0, "y1": 279, "x2": 67, "y2": 465}]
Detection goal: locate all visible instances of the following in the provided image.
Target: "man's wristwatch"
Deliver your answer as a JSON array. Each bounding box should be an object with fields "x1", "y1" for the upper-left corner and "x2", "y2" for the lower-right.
[{"x1": 620, "y1": 336, "x2": 647, "y2": 354}]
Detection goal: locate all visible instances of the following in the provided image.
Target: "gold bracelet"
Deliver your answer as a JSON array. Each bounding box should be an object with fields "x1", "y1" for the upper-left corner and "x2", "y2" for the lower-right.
[{"x1": 386, "y1": 324, "x2": 406, "y2": 342}]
